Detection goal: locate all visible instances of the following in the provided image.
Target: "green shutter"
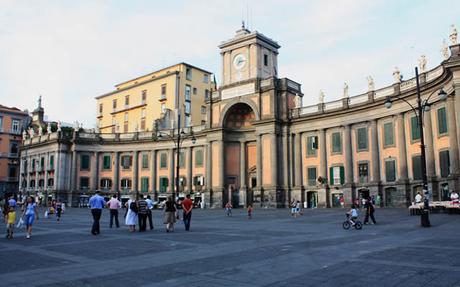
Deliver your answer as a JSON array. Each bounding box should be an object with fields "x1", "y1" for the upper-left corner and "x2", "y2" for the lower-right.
[
  {"x1": 440, "y1": 150, "x2": 450, "y2": 177},
  {"x1": 357, "y1": 128, "x2": 368, "y2": 150},
  {"x1": 103, "y1": 155, "x2": 111, "y2": 169},
  {"x1": 438, "y1": 107, "x2": 448, "y2": 134},
  {"x1": 340, "y1": 166, "x2": 345, "y2": 185},
  {"x1": 160, "y1": 153, "x2": 167, "y2": 168},
  {"x1": 329, "y1": 167, "x2": 334, "y2": 185},
  {"x1": 384, "y1": 123, "x2": 394, "y2": 146},
  {"x1": 142, "y1": 154, "x2": 149, "y2": 168},
  {"x1": 49, "y1": 156, "x2": 54, "y2": 169},
  {"x1": 81, "y1": 155, "x2": 90, "y2": 170},
  {"x1": 411, "y1": 116, "x2": 421, "y2": 140},
  {"x1": 141, "y1": 177, "x2": 149, "y2": 192},
  {"x1": 179, "y1": 152, "x2": 185, "y2": 168},
  {"x1": 195, "y1": 150, "x2": 203, "y2": 167},
  {"x1": 412, "y1": 156, "x2": 422, "y2": 180},
  {"x1": 332, "y1": 132, "x2": 342, "y2": 153}
]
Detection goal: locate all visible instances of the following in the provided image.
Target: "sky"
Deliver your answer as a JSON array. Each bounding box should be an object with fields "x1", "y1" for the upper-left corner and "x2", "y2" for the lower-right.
[{"x1": 0, "y1": 0, "x2": 459, "y2": 128}]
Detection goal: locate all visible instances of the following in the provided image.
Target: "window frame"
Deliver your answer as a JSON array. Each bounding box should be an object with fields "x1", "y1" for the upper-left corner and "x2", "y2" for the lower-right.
[
  {"x1": 356, "y1": 127, "x2": 368, "y2": 151},
  {"x1": 102, "y1": 155, "x2": 111, "y2": 170},
  {"x1": 410, "y1": 115, "x2": 421, "y2": 142},
  {"x1": 141, "y1": 153, "x2": 149, "y2": 169},
  {"x1": 195, "y1": 149, "x2": 203, "y2": 167},
  {"x1": 80, "y1": 154, "x2": 91, "y2": 171},
  {"x1": 331, "y1": 132, "x2": 342, "y2": 154},
  {"x1": 383, "y1": 121, "x2": 395, "y2": 148},
  {"x1": 160, "y1": 152, "x2": 168, "y2": 169},
  {"x1": 307, "y1": 166, "x2": 317, "y2": 186},
  {"x1": 384, "y1": 159, "x2": 396, "y2": 182},
  {"x1": 437, "y1": 106, "x2": 448, "y2": 136}
]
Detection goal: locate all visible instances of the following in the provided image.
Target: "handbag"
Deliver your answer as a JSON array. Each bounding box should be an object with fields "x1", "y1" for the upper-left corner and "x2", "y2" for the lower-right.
[
  {"x1": 17, "y1": 217, "x2": 25, "y2": 228},
  {"x1": 44, "y1": 210, "x2": 49, "y2": 218}
]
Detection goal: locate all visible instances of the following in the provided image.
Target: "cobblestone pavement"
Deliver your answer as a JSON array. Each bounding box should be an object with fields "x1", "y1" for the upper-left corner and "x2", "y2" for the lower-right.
[{"x1": 1, "y1": 207, "x2": 459, "y2": 287}]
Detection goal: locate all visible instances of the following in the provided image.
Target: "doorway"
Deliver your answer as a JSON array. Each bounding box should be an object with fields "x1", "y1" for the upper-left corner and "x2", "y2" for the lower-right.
[
  {"x1": 385, "y1": 187, "x2": 396, "y2": 207},
  {"x1": 306, "y1": 191, "x2": 317, "y2": 208}
]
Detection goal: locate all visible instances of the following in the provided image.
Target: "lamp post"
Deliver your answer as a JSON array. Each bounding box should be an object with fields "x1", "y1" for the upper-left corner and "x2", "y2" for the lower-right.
[
  {"x1": 157, "y1": 109, "x2": 196, "y2": 201},
  {"x1": 384, "y1": 67, "x2": 447, "y2": 227}
]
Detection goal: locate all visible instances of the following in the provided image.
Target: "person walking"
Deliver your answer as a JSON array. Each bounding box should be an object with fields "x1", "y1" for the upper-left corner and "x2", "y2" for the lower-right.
[
  {"x1": 107, "y1": 194, "x2": 121, "y2": 228},
  {"x1": 137, "y1": 196, "x2": 148, "y2": 232},
  {"x1": 22, "y1": 196, "x2": 39, "y2": 239},
  {"x1": 6, "y1": 194, "x2": 17, "y2": 239},
  {"x1": 163, "y1": 196, "x2": 177, "y2": 232},
  {"x1": 89, "y1": 191, "x2": 106, "y2": 235},
  {"x1": 56, "y1": 200, "x2": 63, "y2": 222},
  {"x1": 125, "y1": 195, "x2": 138, "y2": 232},
  {"x1": 182, "y1": 194, "x2": 193, "y2": 231},
  {"x1": 364, "y1": 198, "x2": 377, "y2": 225},
  {"x1": 247, "y1": 204, "x2": 253, "y2": 219},
  {"x1": 225, "y1": 201, "x2": 232, "y2": 216},
  {"x1": 145, "y1": 195, "x2": 154, "y2": 230}
]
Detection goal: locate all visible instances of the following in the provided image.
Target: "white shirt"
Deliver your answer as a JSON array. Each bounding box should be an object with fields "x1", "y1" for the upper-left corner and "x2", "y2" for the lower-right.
[
  {"x1": 145, "y1": 199, "x2": 154, "y2": 209},
  {"x1": 415, "y1": 194, "x2": 422, "y2": 203},
  {"x1": 351, "y1": 209, "x2": 358, "y2": 217},
  {"x1": 451, "y1": 192, "x2": 459, "y2": 202}
]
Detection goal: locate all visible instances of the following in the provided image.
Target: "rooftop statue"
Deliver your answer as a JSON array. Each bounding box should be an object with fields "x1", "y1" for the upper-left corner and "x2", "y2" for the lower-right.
[
  {"x1": 318, "y1": 90, "x2": 325, "y2": 104},
  {"x1": 450, "y1": 24, "x2": 458, "y2": 45},
  {"x1": 28, "y1": 128, "x2": 34, "y2": 137},
  {"x1": 367, "y1": 76, "x2": 375, "y2": 91},
  {"x1": 418, "y1": 55, "x2": 427, "y2": 73},
  {"x1": 441, "y1": 39, "x2": 450, "y2": 60},
  {"x1": 38, "y1": 125, "x2": 43, "y2": 136},
  {"x1": 22, "y1": 130, "x2": 27, "y2": 139},
  {"x1": 393, "y1": 67, "x2": 401, "y2": 83},
  {"x1": 343, "y1": 83, "x2": 349, "y2": 98},
  {"x1": 57, "y1": 121, "x2": 62, "y2": 132},
  {"x1": 47, "y1": 122, "x2": 52, "y2": 134}
]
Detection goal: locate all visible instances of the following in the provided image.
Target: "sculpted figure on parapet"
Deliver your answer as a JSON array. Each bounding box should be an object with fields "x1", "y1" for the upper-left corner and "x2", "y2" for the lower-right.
[
  {"x1": 318, "y1": 90, "x2": 325, "y2": 104},
  {"x1": 418, "y1": 55, "x2": 427, "y2": 73},
  {"x1": 343, "y1": 83, "x2": 349, "y2": 98},
  {"x1": 393, "y1": 67, "x2": 401, "y2": 83},
  {"x1": 450, "y1": 24, "x2": 458, "y2": 45},
  {"x1": 367, "y1": 76, "x2": 375, "y2": 91},
  {"x1": 441, "y1": 39, "x2": 450, "y2": 60}
]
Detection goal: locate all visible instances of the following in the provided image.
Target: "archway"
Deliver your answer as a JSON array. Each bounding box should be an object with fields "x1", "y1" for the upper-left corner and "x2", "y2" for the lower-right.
[{"x1": 223, "y1": 103, "x2": 256, "y2": 129}]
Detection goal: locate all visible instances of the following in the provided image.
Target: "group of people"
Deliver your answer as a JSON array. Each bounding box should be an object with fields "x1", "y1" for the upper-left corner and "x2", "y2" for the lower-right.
[
  {"x1": 347, "y1": 197, "x2": 377, "y2": 226},
  {"x1": 224, "y1": 201, "x2": 253, "y2": 219},
  {"x1": 1, "y1": 194, "x2": 39, "y2": 239},
  {"x1": 88, "y1": 191, "x2": 194, "y2": 235}
]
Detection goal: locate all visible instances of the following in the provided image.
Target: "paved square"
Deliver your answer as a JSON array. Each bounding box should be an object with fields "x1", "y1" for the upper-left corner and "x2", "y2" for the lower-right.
[{"x1": 1, "y1": 207, "x2": 460, "y2": 286}]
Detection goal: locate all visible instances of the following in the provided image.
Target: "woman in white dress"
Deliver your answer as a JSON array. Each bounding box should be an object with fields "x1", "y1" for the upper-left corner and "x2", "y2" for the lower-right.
[{"x1": 125, "y1": 195, "x2": 138, "y2": 232}]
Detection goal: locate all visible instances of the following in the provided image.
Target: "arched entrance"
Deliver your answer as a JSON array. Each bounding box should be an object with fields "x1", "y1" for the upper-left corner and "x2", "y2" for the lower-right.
[
  {"x1": 384, "y1": 187, "x2": 397, "y2": 207},
  {"x1": 223, "y1": 103, "x2": 257, "y2": 207}
]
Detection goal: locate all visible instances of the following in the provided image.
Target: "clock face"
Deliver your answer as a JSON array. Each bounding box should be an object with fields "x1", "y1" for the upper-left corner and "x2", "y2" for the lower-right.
[{"x1": 233, "y1": 54, "x2": 247, "y2": 70}]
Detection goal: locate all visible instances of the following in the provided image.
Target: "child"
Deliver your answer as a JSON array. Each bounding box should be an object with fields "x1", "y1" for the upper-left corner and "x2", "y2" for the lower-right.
[
  {"x1": 247, "y1": 204, "x2": 253, "y2": 219},
  {"x1": 225, "y1": 201, "x2": 232, "y2": 216},
  {"x1": 347, "y1": 204, "x2": 358, "y2": 226}
]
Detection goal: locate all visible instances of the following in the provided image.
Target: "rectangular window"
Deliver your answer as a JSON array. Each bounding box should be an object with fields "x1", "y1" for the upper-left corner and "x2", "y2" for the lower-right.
[
  {"x1": 411, "y1": 116, "x2": 421, "y2": 141},
  {"x1": 307, "y1": 167, "x2": 317, "y2": 186},
  {"x1": 140, "y1": 119, "x2": 145, "y2": 131},
  {"x1": 99, "y1": 103, "x2": 103, "y2": 114},
  {"x1": 264, "y1": 54, "x2": 268, "y2": 66},
  {"x1": 160, "y1": 153, "x2": 167, "y2": 168},
  {"x1": 358, "y1": 163, "x2": 368, "y2": 183},
  {"x1": 100, "y1": 178, "x2": 112, "y2": 189},
  {"x1": 440, "y1": 150, "x2": 450, "y2": 178},
  {"x1": 142, "y1": 154, "x2": 149, "y2": 169},
  {"x1": 331, "y1": 132, "x2": 342, "y2": 154},
  {"x1": 185, "y1": 101, "x2": 191, "y2": 115},
  {"x1": 121, "y1": 178, "x2": 132, "y2": 189},
  {"x1": 205, "y1": 89, "x2": 210, "y2": 101},
  {"x1": 193, "y1": 87, "x2": 197, "y2": 95},
  {"x1": 79, "y1": 177, "x2": 89, "y2": 189},
  {"x1": 185, "y1": 85, "x2": 191, "y2": 101},
  {"x1": 49, "y1": 155, "x2": 54, "y2": 170},
  {"x1": 203, "y1": 74, "x2": 209, "y2": 83},
  {"x1": 195, "y1": 149, "x2": 203, "y2": 167},
  {"x1": 159, "y1": 177, "x2": 169, "y2": 193},
  {"x1": 40, "y1": 157, "x2": 45, "y2": 169},
  {"x1": 201, "y1": 106, "x2": 206, "y2": 114},
  {"x1": 80, "y1": 154, "x2": 90, "y2": 170},
  {"x1": 9, "y1": 142, "x2": 18, "y2": 155},
  {"x1": 140, "y1": 177, "x2": 149, "y2": 192},
  {"x1": 185, "y1": 115, "x2": 191, "y2": 127},
  {"x1": 113, "y1": 99, "x2": 117, "y2": 110},
  {"x1": 103, "y1": 155, "x2": 111, "y2": 170},
  {"x1": 356, "y1": 127, "x2": 368, "y2": 151},
  {"x1": 141, "y1": 90, "x2": 147, "y2": 104},
  {"x1": 161, "y1": 84, "x2": 167, "y2": 100},
  {"x1": 412, "y1": 155, "x2": 422, "y2": 180},
  {"x1": 124, "y1": 112, "x2": 128, "y2": 122},
  {"x1": 437, "y1": 107, "x2": 448, "y2": 135},
  {"x1": 179, "y1": 151, "x2": 185, "y2": 168},
  {"x1": 383, "y1": 122, "x2": 394, "y2": 147},
  {"x1": 329, "y1": 166, "x2": 344, "y2": 185},
  {"x1": 11, "y1": 120, "x2": 20, "y2": 134},
  {"x1": 123, "y1": 123, "x2": 128, "y2": 133},
  {"x1": 121, "y1": 155, "x2": 132, "y2": 169},
  {"x1": 186, "y1": 67, "x2": 192, "y2": 81},
  {"x1": 0, "y1": 116, "x2": 3, "y2": 131},
  {"x1": 8, "y1": 166, "x2": 17, "y2": 178},
  {"x1": 385, "y1": 160, "x2": 396, "y2": 182},
  {"x1": 306, "y1": 136, "x2": 318, "y2": 156},
  {"x1": 124, "y1": 95, "x2": 129, "y2": 107}
]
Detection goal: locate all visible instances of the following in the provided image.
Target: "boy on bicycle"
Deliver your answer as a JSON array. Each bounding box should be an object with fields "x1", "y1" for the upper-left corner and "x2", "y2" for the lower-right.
[{"x1": 347, "y1": 204, "x2": 358, "y2": 226}]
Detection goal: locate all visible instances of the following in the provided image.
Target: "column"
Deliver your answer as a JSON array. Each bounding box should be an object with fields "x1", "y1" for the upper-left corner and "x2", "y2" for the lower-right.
[
  {"x1": 294, "y1": 132, "x2": 302, "y2": 187},
  {"x1": 240, "y1": 142, "x2": 246, "y2": 189},
  {"x1": 44, "y1": 152, "x2": 49, "y2": 192},
  {"x1": 206, "y1": 143, "x2": 212, "y2": 189},
  {"x1": 319, "y1": 129, "x2": 327, "y2": 179},
  {"x1": 91, "y1": 151, "x2": 99, "y2": 191},
  {"x1": 447, "y1": 96, "x2": 460, "y2": 174},
  {"x1": 26, "y1": 156, "x2": 31, "y2": 191},
  {"x1": 282, "y1": 128, "x2": 290, "y2": 188},
  {"x1": 70, "y1": 150, "x2": 77, "y2": 192},
  {"x1": 113, "y1": 152, "x2": 120, "y2": 193},
  {"x1": 371, "y1": 119, "x2": 382, "y2": 182},
  {"x1": 168, "y1": 149, "x2": 175, "y2": 193},
  {"x1": 219, "y1": 140, "x2": 225, "y2": 188},
  {"x1": 256, "y1": 134, "x2": 262, "y2": 188},
  {"x1": 423, "y1": 110, "x2": 435, "y2": 177},
  {"x1": 187, "y1": 146, "x2": 193, "y2": 193},
  {"x1": 151, "y1": 150, "x2": 157, "y2": 195},
  {"x1": 133, "y1": 151, "x2": 139, "y2": 192},
  {"x1": 344, "y1": 125, "x2": 353, "y2": 184},
  {"x1": 271, "y1": 133, "x2": 278, "y2": 187},
  {"x1": 54, "y1": 150, "x2": 60, "y2": 191}
]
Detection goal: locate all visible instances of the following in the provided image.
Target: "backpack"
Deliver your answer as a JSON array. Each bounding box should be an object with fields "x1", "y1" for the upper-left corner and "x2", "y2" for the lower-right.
[{"x1": 129, "y1": 201, "x2": 138, "y2": 213}]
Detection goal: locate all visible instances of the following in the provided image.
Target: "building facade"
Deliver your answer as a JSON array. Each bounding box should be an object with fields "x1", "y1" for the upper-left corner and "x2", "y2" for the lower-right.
[
  {"x1": 19, "y1": 26, "x2": 460, "y2": 208},
  {"x1": 96, "y1": 63, "x2": 213, "y2": 133},
  {"x1": 0, "y1": 105, "x2": 29, "y2": 197}
]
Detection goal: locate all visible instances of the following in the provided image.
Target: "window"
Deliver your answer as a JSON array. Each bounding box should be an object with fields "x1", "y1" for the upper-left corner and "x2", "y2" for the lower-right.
[
  {"x1": 329, "y1": 166, "x2": 344, "y2": 185},
  {"x1": 161, "y1": 84, "x2": 167, "y2": 99},
  {"x1": 80, "y1": 154, "x2": 90, "y2": 170},
  {"x1": 0, "y1": 116, "x2": 3, "y2": 131},
  {"x1": 9, "y1": 142, "x2": 18, "y2": 155},
  {"x1": 412, "y1": 155, "x2": 422, "y2": 180},
  {"x1": 358, "y1": 163, "x2": 369, "y2": 183},
  {"x1": 385, "y1": 160, "x2": 396, "y2": 182},
  {"x1": 40, "y1": 157, "x2": 45, "y2": 170},
  {"x1": 331, "y1": 132, "x2": 342, "y2": 154},
  {"x1": 141, "y1": 108, "x2": 146, "y2": 119},
  {"x1": 124, "y1": 112, "x2": 128, "y2": 122},
  {"x1": 121, "y1": 178, "x2": 132, "y2": 189},
  {"x1": 124, "y1": 95, "x2": 129, "y2": 107},
  {"x1": 47, "y1": 178, "x2": 54, "y2": 187},
  {"x1": 306, "y1": 136, "x2": 318, "y2": 156},
  {"x1": 49, "y1": 155, "x2": 54, "y2": 170},
  {"x1": 383, "y1": 122, "x2": 394, "y2": 147},
  {"x1": 100, "y1": 178, "x2": 112, "y2": 189},
  {"x1": 195, "y1": 149, "x2": 203, "y2": 167},
  {"x1": 185, "y1": 115, "x2": 191, "y2": 127},
  {"x1": 141, "y1": 90, "x2": 147, "y2": 104},
  {"x1": 356, "y1": 127, "x2": 368, "y2": 151},
  {"x1": 8, "y1": 166, "x2": 17, "y2": 178},
  {"x1": 411, "y1": 116, "x2": 421, "y2": 141},
  {"x1": 103, "y1": 155, "x2": 111, "y2": 170},
  {"x1": 203, "y1": 74, "x2": 209, "y2": 83},
  {"x1": 161, "y1": 103, "x2": 166, "y2": 113},
  {"x1": 185, "y1": 85, "x2": 191, "y2": 101},
  {"x1": 179, "y1": 151, "x2": 185, "y2": 168},
  {"x1": 205, "y1": 89, "x2": 210, "y2": 101},
  {"x1": 437, "y1": 107, "x2": 448, "y2": 135},
  {"x1": 264, "y1": 54, "x2": 268, "y2": 66},
  {"x1": 140, "y1": 177, "x2": 149, "y2": 192},
  {"x1": 307, "y1": 167, "x2": 317, "y2": 186},
  {"x1": 201, "y1": 106, "x2": 206, "y2": 114},
  {"x1": 159, "y1": 177, "x2": 169, "y2": 193},
  {"x1": 160, "y1": 153, "x2": 167, "y2": 168},
  {"x1": 142, "y1": 153, "x2": 149, "y2": 169},
  {"x1": 439, "y1": 150, "x2": 450, "y2": 178},
  {"x1": 185, "y1": 101, "x2": 191, "y2": 115},
  {"x1": 186, "y1": 67, "x2": 192, "y2": 81},
  {"x1": 121, "y1": 155, "x2": 132, "y2": 169},
  {"x1": 193, "y1": 87, "x2": 197, "y2": 95},
  {"x1": 113, "y1": 99, "x2": 117, "y2": 110},
  {"x1": 79, "y1": 177, "x2": 89, "y2": 189},
  {"x1": 11, "y1": 119, "x2": 20, "y2": 134},
  {"x1": 99, "y1": 103, "x2": 103, "y2": 114}
]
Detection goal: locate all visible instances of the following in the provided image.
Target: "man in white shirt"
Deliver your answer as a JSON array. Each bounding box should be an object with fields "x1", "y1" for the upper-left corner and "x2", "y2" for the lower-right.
[
  {"x1": 107, "y1": 194, "x2": 121, "y2": 228},
  {"x1": 451, "y1": 191, "x2": 459, "y2": 205},
  {"x1": 415, "y1": 192, "x2": 423, "y2": 205},
  {"x1": 145, "y1": 195, "x2": 154, "y2": 230}
]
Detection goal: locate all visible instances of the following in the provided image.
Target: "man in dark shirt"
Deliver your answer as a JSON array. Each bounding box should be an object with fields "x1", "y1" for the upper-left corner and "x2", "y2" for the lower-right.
[
  {"x1": 137, "y1": 197, "x2": 148, "y2": 232},
  {"x1": 182, "y1": 194, "x2": 193, "y2": 231}
]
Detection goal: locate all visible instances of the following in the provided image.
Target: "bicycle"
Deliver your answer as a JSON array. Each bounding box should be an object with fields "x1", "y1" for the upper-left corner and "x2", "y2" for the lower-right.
[{"x1": 342, "y1": 214, "x2": 363, "y2": 230}]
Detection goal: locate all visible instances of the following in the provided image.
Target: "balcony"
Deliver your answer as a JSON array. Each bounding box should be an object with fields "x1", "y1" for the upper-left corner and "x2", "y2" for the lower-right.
[{"x1": 159, "y1": 94, "x2": 167, "y2": 101}]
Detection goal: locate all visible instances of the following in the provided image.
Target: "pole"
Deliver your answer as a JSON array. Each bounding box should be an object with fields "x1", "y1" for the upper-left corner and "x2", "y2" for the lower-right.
[
  {"x1": 415, "y1": 67, "x2": 430, "y2": 227},
  {"x1": 175, "y1": 111, "x2": 181, "y2": 201}
]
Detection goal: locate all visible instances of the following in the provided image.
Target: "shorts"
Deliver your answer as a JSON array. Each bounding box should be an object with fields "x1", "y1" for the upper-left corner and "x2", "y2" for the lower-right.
[
  {"x1": 26, "y1": 214, "x2": 35, "y2": 227},
  {"x1": 7, "y1": 211, "x2": 16, "y2": 225}
]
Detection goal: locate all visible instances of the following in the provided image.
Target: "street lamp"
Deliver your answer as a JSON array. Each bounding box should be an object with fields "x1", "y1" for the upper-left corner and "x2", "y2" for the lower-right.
[{"x1": 384, "y1": 66, "x2": 447, "y2": 227}]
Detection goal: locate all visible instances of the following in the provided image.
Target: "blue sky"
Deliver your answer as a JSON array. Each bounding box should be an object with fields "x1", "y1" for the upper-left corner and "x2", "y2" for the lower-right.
[{"x1": 0, "y1": 0, "x2": 459, "y2": 127}]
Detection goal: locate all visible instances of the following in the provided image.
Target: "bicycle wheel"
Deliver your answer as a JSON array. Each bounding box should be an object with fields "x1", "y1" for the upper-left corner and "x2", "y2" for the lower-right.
[
  {"x1": 355, "y1": 221, "x2": 363, "y2": 230},
  {"x1": 342, "y1": 221, "x2": 350, "y2": 230}
]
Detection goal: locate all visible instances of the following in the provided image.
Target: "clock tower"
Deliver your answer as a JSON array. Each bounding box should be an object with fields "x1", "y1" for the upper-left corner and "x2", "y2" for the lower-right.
[{"x1": 219, "y1": 24, "x2": 280, "y2": 86}]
